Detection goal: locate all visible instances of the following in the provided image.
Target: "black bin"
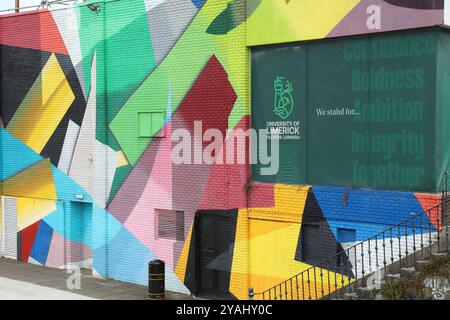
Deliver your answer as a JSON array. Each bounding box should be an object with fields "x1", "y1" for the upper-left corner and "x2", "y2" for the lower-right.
[{"x1": 148, "y1": 260, "x2": 165, "y2": 300}]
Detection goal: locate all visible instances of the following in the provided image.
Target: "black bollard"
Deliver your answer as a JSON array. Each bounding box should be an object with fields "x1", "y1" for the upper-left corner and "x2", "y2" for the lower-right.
[{"x1": 148, "y1": 260, "x2": 165, "y2": 300}]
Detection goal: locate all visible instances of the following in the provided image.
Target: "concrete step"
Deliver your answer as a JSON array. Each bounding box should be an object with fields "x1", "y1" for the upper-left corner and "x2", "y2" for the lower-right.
[
  {"x1": 433, "y1": 238, "x2": 450, "y2": 253},
  {"x1": 400, "y1": 267, "x2": 417, "y2": 279},
  {"x1": 431, "y1": 252, "x2": 448, "y2": 262},
  {"x1": 357, "y1": 277, "x2": 368, "y2": 287},
  {"x1": 357, "y1": 287, "x2": 376, "y2": 299},
  {"x1": 436, "y1": 246, "x2": 449, "y2": 254},
  {"x1": 414, "y1": 260, "x2": 430, "y2": 271},
  {"x1": 343, "y1": 292, "x2": 359, "y2": 300},
  {"x1": 385, "y1": 273, "x2": 401, "y2": 281}
]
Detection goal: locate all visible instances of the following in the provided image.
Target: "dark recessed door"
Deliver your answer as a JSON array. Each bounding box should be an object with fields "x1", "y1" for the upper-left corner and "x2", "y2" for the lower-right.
[{"x1": 195, "y1": 211, "x2": 236, "y2": 299}]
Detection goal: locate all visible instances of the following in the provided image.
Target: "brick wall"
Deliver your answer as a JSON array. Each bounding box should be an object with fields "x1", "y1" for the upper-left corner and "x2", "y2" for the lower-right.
[{"x1": 0, "y1": 0, "x2": 446, "y2": 299}]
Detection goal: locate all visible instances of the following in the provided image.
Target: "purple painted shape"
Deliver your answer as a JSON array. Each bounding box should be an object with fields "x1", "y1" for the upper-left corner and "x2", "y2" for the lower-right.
[
  {"x1": 383, "y1": 0, "x2": 443, "y2": 10},
  {"x1": 328, "y1": 0, "x2": 443, "y2": 38}
]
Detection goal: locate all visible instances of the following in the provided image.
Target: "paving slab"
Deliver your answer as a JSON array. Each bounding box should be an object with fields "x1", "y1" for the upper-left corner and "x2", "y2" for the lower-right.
[
  {"x1": 0, "y1": 277, "x2": 96, "y2": 300},
  {"x1": 0, "y1": 258, "x2": 199, "y2": 300}
]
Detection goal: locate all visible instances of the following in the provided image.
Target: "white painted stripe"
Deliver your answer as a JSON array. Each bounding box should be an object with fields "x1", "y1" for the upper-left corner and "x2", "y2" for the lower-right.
[
  {"x1": 144, "y1": 0, "x2": 168, "y2": 12},
  {"x1": 58, "y1": 120, "x2": 81, "y2": 174},
  {"x1": 445, "y1": 0, "x2": 450, "y2": 25}
]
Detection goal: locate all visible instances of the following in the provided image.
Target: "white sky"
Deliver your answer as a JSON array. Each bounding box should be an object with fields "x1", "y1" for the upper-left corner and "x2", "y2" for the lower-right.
[
  {"x1": 1, "y1": 0, "x2": 40, "y2": 11},
  {"x1": 0, "y1": 0, "x2": 72, "y2": 13}
]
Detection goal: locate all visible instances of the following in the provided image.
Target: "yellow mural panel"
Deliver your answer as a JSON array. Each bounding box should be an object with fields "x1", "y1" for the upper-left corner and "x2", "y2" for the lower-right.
[
  {"x1": 175, "y1": 224, "x2": 194, "y2": 283},
  {"x1": 249, "y1": 219, "x2": 309, "y2": 290},
  {"x1": 116, "y1": 151, "x2": 129, "y2": 168},
  {"x1": 7, "y1": 53, "x2": 75, "y2": 153},
  {"x1": 247, "y1": 0, "x2": 361, "y2": 46},
  {"x1": 1, "y1": 159, "x2": 56, "y2": 200},
  {"x1": 249, "y1": 184, "x2": 309, "y2": 223},
  {"x1": 249, "y1": 218, "x2": 353, "y2": 299},
  {"x1": 16, "y1": 197, "x2": 56, "y2": 232},
  {"x1": 1, "y1": 159, "x2": 57, "y2": 230},
  {"x1": 230, "y1": 209, "x2": 250, "y2": 300}
]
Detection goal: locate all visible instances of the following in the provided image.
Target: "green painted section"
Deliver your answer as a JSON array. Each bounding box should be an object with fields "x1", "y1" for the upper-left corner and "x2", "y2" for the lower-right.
[
  {"x1": 253, "y1": 29, "x2": 440, "y2": 192},
  {"x1": 206, "y1": 0, "x2": 246, "y2": 35},
  {"x1": 108, "y1": 164, "x2": 133, "y2": 202},
  {"x1": 436, "y1": 31, "x2": 450, "y2": 192},
  {"x1": 109, "y1": 0, "x2": 248, "y2": 166},
  {"x1": 77, "y1": 0, "x2": 156, "y2": 150}
]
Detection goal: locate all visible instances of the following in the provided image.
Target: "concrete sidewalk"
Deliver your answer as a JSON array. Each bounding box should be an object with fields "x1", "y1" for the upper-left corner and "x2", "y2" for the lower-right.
[
  {"x1": 0, "y1": 258, "x2": 197, "y2": 300},
  {"x1": 0, "y1": 277, "x2": 96, "y2": 300}
]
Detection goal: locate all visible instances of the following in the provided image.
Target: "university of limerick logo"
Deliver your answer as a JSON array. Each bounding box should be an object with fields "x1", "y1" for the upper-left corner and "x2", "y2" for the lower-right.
[{"x1": 273, "y1": 76, "x2": 294, "y2": 119}]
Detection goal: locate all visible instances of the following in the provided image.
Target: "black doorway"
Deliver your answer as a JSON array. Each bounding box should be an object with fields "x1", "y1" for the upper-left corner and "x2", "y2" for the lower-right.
[{"x1": 193, "y1": 210, "x2": 237, "y2": 299}]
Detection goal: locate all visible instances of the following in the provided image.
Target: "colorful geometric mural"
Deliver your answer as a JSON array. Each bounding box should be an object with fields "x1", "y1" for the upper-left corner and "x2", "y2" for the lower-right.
[{"x1": 0, "y1": 0, "x2": 445, "y2": 300}]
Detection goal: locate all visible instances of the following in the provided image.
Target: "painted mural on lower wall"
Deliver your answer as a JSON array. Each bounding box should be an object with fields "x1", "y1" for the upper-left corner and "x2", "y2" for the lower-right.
[{"x1": 0, "y1": 125, "x2": 441, "y2": 298}]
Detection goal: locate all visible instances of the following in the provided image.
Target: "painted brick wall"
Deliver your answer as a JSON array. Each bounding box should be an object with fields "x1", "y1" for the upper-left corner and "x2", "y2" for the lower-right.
[{"x1": 0, "y1": 0, "x2": 446, "y2": 299}]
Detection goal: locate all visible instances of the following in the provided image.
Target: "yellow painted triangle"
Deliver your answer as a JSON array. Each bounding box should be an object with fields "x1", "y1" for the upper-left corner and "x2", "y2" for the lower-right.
[
  {"x1": 175, "y1": 224, "x2": 194, "y2": 283},
  {"x1": 250, "y1": 185, "x2": 310, "y2": 224},
  {"x1": 247, "y1": 0, "x2": 361, "y2": 45},
  {"x1": 2, "y1": 159, "x2": 57, "y2": 200},
  {"x1": 1, "y1": 159, "x2": 57, "y2": 231}
]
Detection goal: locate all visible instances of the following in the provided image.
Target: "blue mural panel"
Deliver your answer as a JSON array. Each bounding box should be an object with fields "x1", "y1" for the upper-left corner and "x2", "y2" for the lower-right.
[{"x1": 29, "y1": 220, "x2": 54, "y2": 265}]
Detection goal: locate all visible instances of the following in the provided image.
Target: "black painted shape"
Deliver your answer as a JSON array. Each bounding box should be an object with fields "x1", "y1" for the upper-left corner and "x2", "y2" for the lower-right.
[
  {"x1": 17, "y1": 230, "x2": 22, "y2": 262},
  {"x1": 295, "y1": 189, "x2": 354, "y2": 278},
  {"x1": 184, "y1": 209, "x2": 238, "y2": 300},
  {"x1": 0, "y1": 45, "x2": 51, "y2": 125}
]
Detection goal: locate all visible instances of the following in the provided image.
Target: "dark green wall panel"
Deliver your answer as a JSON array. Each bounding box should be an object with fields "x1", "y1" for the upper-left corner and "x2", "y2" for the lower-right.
[{"x1": 252, "y1": 29, "x2": 439, "y2": 192}]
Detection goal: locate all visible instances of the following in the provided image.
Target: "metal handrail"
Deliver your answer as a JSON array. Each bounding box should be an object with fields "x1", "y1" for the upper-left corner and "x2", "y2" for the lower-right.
[{"x1": 250, "y1": 195, "x2": 449, "y2": 300}]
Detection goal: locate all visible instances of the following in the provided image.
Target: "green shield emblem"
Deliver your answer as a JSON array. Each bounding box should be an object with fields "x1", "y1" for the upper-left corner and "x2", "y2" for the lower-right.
[{"x1": 273, "y1": 76, "x2": 294, "y2": 119}]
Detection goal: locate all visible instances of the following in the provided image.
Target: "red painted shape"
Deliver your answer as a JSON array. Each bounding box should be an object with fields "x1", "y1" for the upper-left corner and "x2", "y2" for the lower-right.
[
  {"x1": 21, "y1": 220, "x2": 41, "y2": 262},
  {"x1": 416, "y1": 193, "x2": 442, "y2": 230},
  {"x1": 197, "y1": 115, "x2": 275, "y2": 210},
  {"x1": 197, "y1": 116, "x2": 250, "y2": 210},
  {"x1": 248, "y1": 182, "x2": 275, "y2": 208},
  {"x1": 0, "y1": 10, "x2": 68, "y2": 55},
  {"x1": 171, "y1": 54, "x2": 238, "y2": 211},
  {"x1": 171, "y1": 54, "x2": 237, "y2": 141}
]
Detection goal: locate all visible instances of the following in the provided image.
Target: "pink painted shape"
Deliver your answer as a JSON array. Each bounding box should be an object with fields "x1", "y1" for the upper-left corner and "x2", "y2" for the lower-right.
[
  {"x1": 198, "y1": 116, "x2": 251, "y2": 210},
  {"x1": 45, "y1": 230, "x2": 65, "y2": 268},
  {"x1": 45, "y1": 231, "x2": 92, "y2": 268}
]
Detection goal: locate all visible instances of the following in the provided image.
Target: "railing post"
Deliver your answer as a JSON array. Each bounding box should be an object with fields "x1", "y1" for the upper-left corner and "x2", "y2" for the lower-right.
[{"x1": 248, "y1": 287, "x2": 254, "y2": 300}]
